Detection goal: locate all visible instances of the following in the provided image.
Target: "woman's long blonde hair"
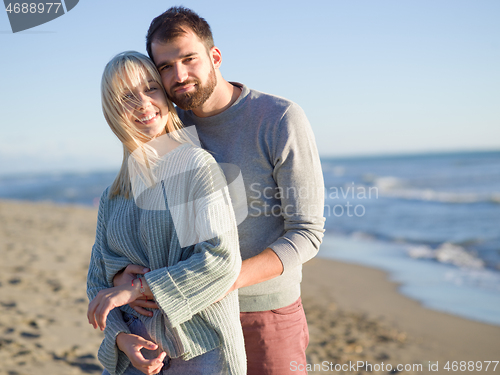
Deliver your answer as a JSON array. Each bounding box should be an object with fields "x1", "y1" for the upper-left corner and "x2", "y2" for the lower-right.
[{"x1": 101, "y1": 51, "x2": 191, "y2": 198}]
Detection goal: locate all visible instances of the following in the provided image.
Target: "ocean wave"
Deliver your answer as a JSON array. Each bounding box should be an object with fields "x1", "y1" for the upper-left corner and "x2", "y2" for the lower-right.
[
  {"x1": 408, "y1": 243, "x2": 485, "y2": 269},
  {"x1": 371, "y1": 176, "x2": 500, "y2": 204},
  {"x1": 408, "y1": 243, "x2": 500, "y2": 291}
]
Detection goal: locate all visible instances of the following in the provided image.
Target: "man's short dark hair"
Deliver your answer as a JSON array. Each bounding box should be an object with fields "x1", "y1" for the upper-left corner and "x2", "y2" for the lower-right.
[{"x1": 146, "y1": 7, "x2": 214, "y2": 60}]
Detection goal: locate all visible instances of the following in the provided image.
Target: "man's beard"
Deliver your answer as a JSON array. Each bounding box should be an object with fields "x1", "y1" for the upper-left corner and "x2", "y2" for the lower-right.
[{"x1": 167, "y1": 67, "x2": 217, "y2": 110}]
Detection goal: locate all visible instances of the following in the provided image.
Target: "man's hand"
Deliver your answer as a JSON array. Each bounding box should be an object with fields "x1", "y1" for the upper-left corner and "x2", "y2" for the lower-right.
[
  {"x1": 235, "y1": 248, "x2": 283, "y2": 290},
  {"x1": 214, "y1": 281, "x2": 236, "y2": 303},
  {"x1": 113, "y1": 265, "x2": 150, "y2": 287},
  {"x1": 215, "y1": 248, "x2": 284, "y2": 303},
  {"x1": 116, "y1": 333, "x2": 167, "y2": 375},
  {"x1": 113, "y1": 265, "x2": 159, "y2": 317}
]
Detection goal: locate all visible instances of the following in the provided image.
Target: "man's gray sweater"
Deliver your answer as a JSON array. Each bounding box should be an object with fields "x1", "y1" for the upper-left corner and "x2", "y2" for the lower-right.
[{"x1": 178, "y1": 83, "x2": 325, "y2": 312}]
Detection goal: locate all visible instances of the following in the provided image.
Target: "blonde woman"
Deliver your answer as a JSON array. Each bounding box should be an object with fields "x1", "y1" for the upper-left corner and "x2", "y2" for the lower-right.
[{"x1": 87, "y1": 51, "x2": 246, "y2": 375}]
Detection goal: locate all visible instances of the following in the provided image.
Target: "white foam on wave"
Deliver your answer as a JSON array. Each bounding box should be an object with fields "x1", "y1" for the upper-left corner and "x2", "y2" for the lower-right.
[
  {"x1": 373, "y1": 176, "x2": 404, "y2": 190},
  {"x1": 321, "y1": 234, "x2": 500, "y2": 325},
  {"x1": 408, "y1": 243, "x2": 485, "y2": 269},
  {"x1": 372, "y1": 175, "x2": 498, "y2": 204},
  {"x1": 350, "y1": 231, "x2": 377, "y2": 241},
  {"x1": 443, "y1": 268, "x2": 500, "y2": 292}
]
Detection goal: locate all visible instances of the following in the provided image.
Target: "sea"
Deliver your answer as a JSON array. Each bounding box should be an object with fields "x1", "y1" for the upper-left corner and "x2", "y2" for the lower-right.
[{"x1": 1, "y1": 150, "x2": 499, "y2": 326}]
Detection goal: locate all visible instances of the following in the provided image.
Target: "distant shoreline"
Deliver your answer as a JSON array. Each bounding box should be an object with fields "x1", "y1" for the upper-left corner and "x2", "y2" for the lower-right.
[
  {"x1": 319, "y1": 148, "x2": 500, "y2": 161},
  {"x1": 1, "y1": 148, "x2": 499, "y2": 178}
]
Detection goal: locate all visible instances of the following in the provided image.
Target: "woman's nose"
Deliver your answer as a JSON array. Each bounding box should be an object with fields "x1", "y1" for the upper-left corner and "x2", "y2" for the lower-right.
[{"x1": 136, "y1": 92, "x2": 150, "y2": 109}]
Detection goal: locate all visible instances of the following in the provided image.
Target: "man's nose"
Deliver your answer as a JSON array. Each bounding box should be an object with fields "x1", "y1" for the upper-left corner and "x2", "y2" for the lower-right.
[{"x1": 173, "y1": 64, "x2": 188, "y2": 83}]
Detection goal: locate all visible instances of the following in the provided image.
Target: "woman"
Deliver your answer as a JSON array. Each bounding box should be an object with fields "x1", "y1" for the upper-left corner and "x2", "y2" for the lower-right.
[{"x1": 86, "y1": 51, "x2": 246, "y2": 375}]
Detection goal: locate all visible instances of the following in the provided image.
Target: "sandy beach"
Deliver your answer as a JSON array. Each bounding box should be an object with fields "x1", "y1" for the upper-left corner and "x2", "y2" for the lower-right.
[
  {"x1": 1, "y1": 199, "x2": 499, "y2": 375},
  {"x1": 302, "y1": 259, "x2": 500, "y2": 374}
]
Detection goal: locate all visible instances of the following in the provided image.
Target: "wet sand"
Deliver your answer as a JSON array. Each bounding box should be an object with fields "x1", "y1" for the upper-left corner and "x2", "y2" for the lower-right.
[{"x1": 1, "y1": 200, "x2": 499, "y2": 374}]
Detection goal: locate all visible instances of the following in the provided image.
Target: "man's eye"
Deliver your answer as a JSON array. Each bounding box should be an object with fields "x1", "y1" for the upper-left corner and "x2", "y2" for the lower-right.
[{"x1": 159, "y1": 65, "x2": 172, "y2": 72}]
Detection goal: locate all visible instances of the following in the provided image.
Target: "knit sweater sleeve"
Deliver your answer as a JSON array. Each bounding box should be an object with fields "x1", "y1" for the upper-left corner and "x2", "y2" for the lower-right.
[
  {"x1": 86, "y1": 191, "x2": 132, "y2": 375},
  {"x1": 268, "y1": 102, "x2": 326, "y2": 272},
  {"x1": 145, "y1": 151, "x2": 241, "y2": 328}
]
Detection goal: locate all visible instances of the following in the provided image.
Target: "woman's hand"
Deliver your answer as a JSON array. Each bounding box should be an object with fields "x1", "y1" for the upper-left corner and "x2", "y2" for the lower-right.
[
  {"x1": 113, "y1": 265, "x2": 159, "y2": 317},
  {"x1": 116, "y1": 333, "x2": 167, "y2": 375},
  {"x1": 87, "y1": 283, "x2": 141, "y2": 331}
]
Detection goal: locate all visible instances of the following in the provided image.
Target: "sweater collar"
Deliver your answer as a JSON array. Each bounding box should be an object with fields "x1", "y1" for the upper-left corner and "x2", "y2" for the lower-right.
[{"x1": 179, "y1": 82, "x2": 250, "y2": 127}]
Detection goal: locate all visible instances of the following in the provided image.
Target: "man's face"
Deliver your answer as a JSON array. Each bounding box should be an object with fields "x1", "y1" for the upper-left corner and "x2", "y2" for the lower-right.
[{"x1": 151, "y1": 31, "x2": 217, "y2": 110}]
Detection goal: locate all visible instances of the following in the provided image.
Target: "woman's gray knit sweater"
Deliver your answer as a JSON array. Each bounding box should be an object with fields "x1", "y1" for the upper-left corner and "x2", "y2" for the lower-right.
[{"x1": 87, "y1": 144, "x2": 246, "y2": 375}]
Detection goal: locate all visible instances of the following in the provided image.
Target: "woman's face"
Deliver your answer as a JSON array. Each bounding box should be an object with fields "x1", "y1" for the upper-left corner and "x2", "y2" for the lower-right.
[{"x1": 121, "y1": 73, "x2": 169, "y2": 141}]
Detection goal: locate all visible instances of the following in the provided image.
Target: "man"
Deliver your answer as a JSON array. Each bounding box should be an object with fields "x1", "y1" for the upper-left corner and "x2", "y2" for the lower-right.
[{"x1": 120, "y1": 7, "x2": 325, "y2": 374}]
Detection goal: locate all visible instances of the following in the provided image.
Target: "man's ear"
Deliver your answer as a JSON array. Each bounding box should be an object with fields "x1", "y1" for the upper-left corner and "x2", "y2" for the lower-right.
[{"x1": 211, "y1": 46, "x2": 222, "y2": 69}]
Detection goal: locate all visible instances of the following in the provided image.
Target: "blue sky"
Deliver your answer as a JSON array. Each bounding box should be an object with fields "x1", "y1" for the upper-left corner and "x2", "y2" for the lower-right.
[{"x1": 1, "y1": 0, "x2": 499, "y2": 174}]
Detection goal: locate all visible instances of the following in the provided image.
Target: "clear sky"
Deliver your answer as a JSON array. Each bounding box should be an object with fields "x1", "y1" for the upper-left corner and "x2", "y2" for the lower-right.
[{"x1": 1, "y1": 0, "x2": 499, "y2": 174}]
